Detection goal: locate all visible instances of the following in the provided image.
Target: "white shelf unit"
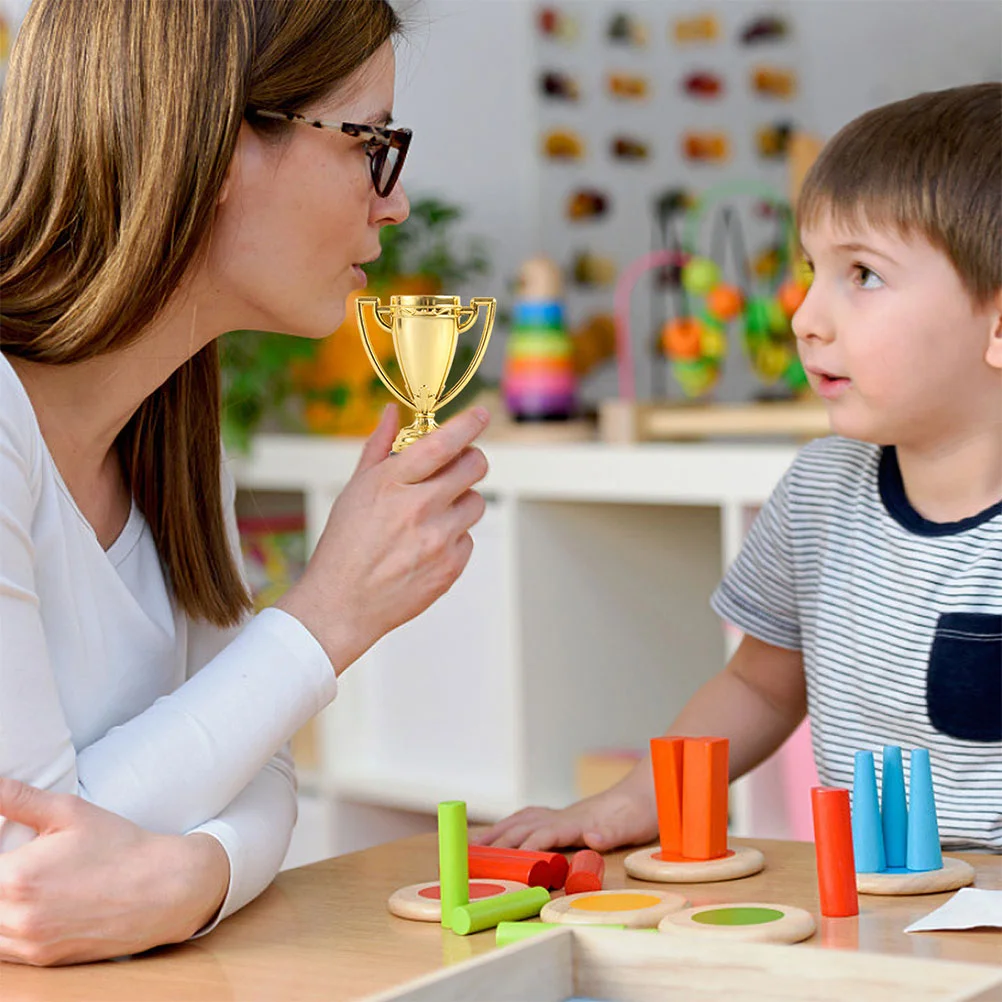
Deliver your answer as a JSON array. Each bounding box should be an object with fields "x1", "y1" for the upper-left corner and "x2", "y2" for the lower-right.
[{"x1": 231, "y1": 436, "x2": 803, "y2": 856}]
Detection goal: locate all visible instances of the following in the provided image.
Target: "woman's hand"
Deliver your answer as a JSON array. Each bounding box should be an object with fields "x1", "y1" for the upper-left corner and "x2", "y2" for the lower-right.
[
  {"x1": 0, "y1": 778, "x2": 230, "y2": 966},
  {"x1": 277, "y1": 404, "x2": 490, "y2": 674},
  {"x1": 473, "y1": 776, "x2": 659, "y2": 853}
]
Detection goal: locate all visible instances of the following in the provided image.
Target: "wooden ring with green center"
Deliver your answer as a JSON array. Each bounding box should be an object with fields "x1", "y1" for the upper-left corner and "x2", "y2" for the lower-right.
[{"x1": 658, "y1": 902, "x2": 816, "y2": 944}]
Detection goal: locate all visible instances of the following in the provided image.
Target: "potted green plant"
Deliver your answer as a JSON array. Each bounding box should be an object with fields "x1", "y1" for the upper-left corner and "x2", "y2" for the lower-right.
[{"x1": 220, "y1": 196, "x2": 491, "y2": 450}]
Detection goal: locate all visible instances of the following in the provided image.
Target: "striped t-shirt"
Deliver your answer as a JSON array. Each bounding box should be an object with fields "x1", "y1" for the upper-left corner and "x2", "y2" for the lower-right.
[{"x1": 711, "y1": 436, "x2": 1001, "y2": 851}]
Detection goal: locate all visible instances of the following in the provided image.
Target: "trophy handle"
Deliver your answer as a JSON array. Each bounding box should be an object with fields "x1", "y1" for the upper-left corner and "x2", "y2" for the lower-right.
[
  {"x1": 437, "y1": 297, "x2": 496, "y2": 410},
  {"x1": 355, "y1": 296, "x2": 413, "y2": 410}
]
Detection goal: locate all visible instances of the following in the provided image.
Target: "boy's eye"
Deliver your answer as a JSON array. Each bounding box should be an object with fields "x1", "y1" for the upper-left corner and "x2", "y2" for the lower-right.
[{"x1": 853, "y1": 264, "x2": 883, "y2": 289}]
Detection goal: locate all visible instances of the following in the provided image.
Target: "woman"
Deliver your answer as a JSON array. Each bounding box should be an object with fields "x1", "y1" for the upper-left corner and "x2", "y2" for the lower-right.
[{"x1": 0, "y1": 0, "x2": 489, "y2": 966}]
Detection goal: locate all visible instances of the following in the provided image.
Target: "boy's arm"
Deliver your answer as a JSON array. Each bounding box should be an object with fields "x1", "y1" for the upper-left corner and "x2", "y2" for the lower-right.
[
  {"x1": 670, "y1": 633, "x2": 806, "y2": 779},
  {"x1": 476, "y1": 634, "x2": 805, "y2": 852}
]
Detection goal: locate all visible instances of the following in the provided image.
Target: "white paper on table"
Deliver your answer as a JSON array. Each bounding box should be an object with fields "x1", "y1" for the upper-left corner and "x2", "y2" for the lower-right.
[{"x1": 904, "y1": 888, "x2": 1002, "y2": 933}]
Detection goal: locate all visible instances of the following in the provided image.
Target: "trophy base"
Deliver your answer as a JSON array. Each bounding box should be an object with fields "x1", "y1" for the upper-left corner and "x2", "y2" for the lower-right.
[{"x1": 392, "y1": 414, "x2": 440, "y2": 453}]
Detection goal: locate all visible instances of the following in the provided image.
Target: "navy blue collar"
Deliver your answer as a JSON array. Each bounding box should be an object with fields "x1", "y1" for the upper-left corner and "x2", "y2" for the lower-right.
[{"x1": 879, "y1": 446, "x2": 1002, "y2": 536}]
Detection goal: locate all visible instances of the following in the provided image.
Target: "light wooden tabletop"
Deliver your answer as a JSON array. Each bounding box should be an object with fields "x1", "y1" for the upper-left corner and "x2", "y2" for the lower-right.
[{"x1": 4, "y1": 837, "x2": 1000, "y2": 1002}]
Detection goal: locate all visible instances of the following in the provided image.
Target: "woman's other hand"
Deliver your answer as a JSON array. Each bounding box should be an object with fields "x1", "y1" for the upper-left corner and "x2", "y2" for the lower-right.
[
  {"x1": 277, "y1": 404, "x2": 490, "y2": 673},
  {"x1": 0, "y1": 778, "x2": 230, "y2": 966}
]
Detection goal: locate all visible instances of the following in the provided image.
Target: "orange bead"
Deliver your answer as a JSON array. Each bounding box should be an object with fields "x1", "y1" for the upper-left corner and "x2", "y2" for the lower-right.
[
  {"x1": 661, "y1": 317, "x2": 703, "y2": 360},
  {"x1": 777, "y1": 279, "x2": 808, "y2": 317},
  {"x1": 706, "y1": 284, "x2": 744, "y2": 321}
]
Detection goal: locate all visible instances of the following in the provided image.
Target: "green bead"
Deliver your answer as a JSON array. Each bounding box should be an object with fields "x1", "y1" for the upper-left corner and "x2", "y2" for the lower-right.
[
  {"x1": 766, "y1": 299, "x2": 790, "y2": 334},
  {"x1": 681, "y1": 257, "x2": 721, "y2": 296},
  {"x1": 745, "y1": 297, "x2": 771, "y2": 335},
  {"x1": 783, "y1": 356, "x2": 809, "y2": 390},
  {"x1": 673, "y1": 358, "x2": 719, "y2": 397}
]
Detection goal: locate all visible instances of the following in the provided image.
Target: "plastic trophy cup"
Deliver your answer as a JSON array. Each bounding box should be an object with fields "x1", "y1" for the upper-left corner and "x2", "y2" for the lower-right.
[{"x1": 356, "y1": 295, "x2": 496, "y2": 452}]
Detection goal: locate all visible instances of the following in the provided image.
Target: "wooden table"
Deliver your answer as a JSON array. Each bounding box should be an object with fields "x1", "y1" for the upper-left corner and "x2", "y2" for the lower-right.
[{"x1": 4, "y1": 837, "x2": 1000, "y2": 1001}]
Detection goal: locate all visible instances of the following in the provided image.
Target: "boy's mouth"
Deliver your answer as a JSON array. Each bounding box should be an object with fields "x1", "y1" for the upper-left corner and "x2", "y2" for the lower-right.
[{"x1": 807, "y1": 367, "x2": 851, "y2": 400}]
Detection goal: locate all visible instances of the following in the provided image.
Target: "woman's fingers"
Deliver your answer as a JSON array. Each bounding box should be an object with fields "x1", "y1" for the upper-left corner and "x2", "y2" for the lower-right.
[
  {"x1": 0, "y1": 778, "x2": 68, "y2": 836},
  {"x1": 393, "y1": 408, "x2": 489, "y2": 485},
  {"x1": 430, "y1": 447, "x2": 489, "y2": 506},
  {"x1": 446, "y1": 490, "x2": 487, "y2": 538},
  {"x1": 354, "y1": 404, "x2": 399, "y2": 473}
]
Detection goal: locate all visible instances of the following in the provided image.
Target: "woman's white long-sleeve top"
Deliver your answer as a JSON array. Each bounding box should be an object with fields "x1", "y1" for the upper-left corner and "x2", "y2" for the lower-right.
[{"x1": 0, "y1": 353, "x2": 337, "y2": 928}]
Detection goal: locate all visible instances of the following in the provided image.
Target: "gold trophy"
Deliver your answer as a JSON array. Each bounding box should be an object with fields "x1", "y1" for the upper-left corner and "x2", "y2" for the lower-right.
[{"x1": 356, "y1": 295, "x2": 496, "y2": 452}]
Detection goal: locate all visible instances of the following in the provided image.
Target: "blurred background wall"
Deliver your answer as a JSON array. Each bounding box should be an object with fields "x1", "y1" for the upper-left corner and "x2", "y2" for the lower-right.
[{"x1": 393, "y1": 0, "x2": 1002, "y2": 404}]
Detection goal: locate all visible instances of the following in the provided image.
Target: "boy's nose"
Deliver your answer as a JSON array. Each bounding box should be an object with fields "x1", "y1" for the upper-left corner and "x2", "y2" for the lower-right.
[{"x1": 791, "y1": 281, "x2": 835, "y2": 344}]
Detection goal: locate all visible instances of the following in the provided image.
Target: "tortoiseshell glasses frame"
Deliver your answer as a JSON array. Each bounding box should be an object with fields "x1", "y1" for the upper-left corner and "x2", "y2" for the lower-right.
[{"x1": 249, "y1": 108, "x2": 412, "y2": 198}]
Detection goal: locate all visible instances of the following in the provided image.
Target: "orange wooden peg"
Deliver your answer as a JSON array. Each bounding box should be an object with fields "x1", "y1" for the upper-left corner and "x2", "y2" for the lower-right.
[
  {"x1": 681, "y1": 737, "x2": 729, "y2": 860},
  {"x1": 650, "y1": 737, "x2": 685, "y2": 857}
]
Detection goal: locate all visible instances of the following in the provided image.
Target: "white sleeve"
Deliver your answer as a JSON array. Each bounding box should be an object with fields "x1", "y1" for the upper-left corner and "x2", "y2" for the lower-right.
[
  {"x1": 0, "y1": 395, "x2": 78, "y2": 851},
  {"x1": 74, "y1": 456, "x2": 336, "y2": 828},
  {"x1": 74, "y1": 606, "x2": 335, "y2": 833},
  {"x1": 0, "y1": 389, "x2": 335, "y2": 914},
  {"x1": 188, "y1": 743, "x2": 299, "y2": 931}
]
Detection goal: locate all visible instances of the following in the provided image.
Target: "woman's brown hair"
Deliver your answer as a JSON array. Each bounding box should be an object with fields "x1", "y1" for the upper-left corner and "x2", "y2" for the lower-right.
[
  {"x1": 0, "y1": 0, "x2": 401, "y2": 626},
  {"x1": 798, "y1": 82, "x2": 1001, "y2": 306}
]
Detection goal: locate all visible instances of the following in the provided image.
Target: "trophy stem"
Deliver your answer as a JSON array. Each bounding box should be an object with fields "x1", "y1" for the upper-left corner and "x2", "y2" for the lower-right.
[{"x1": 392, "y1": 411, "x2": 440, "y2": 453}]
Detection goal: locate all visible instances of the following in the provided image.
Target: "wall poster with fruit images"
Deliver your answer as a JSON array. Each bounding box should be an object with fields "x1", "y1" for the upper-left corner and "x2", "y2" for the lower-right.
[{"x1": 534, "y1": 1, "x2": 806, "y2": 406}]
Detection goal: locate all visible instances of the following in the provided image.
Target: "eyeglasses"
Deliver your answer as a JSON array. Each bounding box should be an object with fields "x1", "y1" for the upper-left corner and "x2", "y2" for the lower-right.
[{"x1": 250, "y1": 109, "x2": 412, "y2": 198}]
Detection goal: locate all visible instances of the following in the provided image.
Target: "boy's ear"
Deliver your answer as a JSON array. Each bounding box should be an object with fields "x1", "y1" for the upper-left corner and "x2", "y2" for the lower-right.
[{"x1": 986, "y1": 290, "x2": 1002, "y2": 371}]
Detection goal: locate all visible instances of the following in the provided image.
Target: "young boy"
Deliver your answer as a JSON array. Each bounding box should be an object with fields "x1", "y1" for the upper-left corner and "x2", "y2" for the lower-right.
[{"x1": 480, "y1": 82, "x2": 1001, "y2": 854}]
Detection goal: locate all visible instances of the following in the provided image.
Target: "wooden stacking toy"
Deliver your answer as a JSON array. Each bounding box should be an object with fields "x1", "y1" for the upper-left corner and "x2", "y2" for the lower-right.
[
  {"x1": 468, "y1": 844, "x2": 569, "y2": 890},
  {"x1": 624, "y1": 736, "x2": 765, "y2": 882},
  {"x1": 658, "y1": 902, "x2": 815, "y2": 944},
  {"x1": 388, "y1": 879, "x2": 530, "y2": 923},
  {"x1": 565, "y1": 849, "x2": 605, "y2": 894},
  {"x1": 851, "y1": 747, "x2": 975, "y2": 895},
  {"x1": 502, "y1": 256, "x2": 577, "y2": 421},
  {"x1": 541, "y1": 888, "x2": 688, "y2": 929},
  {"x1": 810, "y1": 786, "x2": 858, "y2": 918},
  {"x1": 388, "y1": 801, "x2": 553, "y2": 933}
]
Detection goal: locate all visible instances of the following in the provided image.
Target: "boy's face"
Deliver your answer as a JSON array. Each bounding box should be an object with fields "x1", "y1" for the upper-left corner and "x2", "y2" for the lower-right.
[{"x1": 793, "y1": 214, "x2": 1001, "y2": 448}]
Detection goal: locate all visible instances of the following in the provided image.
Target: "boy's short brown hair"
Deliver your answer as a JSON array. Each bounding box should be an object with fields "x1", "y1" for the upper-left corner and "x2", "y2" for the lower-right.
[{"x1": 798, "y1": 82, "x2": 1001, "y2": 305}]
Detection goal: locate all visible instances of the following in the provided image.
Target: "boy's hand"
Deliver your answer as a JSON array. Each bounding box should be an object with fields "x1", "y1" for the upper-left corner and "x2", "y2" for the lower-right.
[{"x1": 472, "y1": 785, "x2": 658, "y2": 853}]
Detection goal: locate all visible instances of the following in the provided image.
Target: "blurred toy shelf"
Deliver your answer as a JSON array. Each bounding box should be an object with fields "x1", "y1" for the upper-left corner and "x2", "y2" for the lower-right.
[{"x1": 231, "y1": 433, "x2": 812, "y2": 862}]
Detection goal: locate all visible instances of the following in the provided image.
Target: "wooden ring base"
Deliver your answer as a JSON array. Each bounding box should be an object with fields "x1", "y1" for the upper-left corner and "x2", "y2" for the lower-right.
[
  {"x1": 624, "y1": 845, "x2": 765, "y2": 884},
  {"x1": 856, "y1": 856, "x2": 975, "y2": 896},
  {"x1": 658, "y1": 902, "x2": 816, "y2": 944},
  {"x1": 540, "y1": 888, "x2": 689, "y2": 928},
  {"x1": 387, "y1": 879, "x2": 528, "y2": 922}
]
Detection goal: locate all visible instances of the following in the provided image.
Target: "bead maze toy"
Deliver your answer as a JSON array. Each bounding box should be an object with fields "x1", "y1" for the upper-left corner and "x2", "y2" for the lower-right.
[
  {"x1": 540, "y1": 888, "x2": 688, "y2": 929},
  {"x1": 851, "y1": 746, "x2": 975, "y2": 896},
  {"x1": 658, "y1": 902, "x2": 816, "y2": 944},
  {"x1": 624, "y1": 736, "x2": 765, "y2": 882},
  {"x1": 599, "y1": 179, "x2": 829, "y2": 443}
]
